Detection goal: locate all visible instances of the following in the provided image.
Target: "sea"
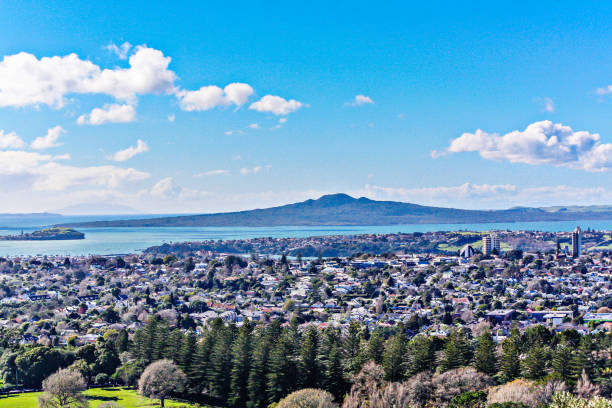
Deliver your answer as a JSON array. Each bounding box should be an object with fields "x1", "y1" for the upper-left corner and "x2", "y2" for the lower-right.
[{"x1": 0, "y1": 213, "x2": 611, "y2": 257}]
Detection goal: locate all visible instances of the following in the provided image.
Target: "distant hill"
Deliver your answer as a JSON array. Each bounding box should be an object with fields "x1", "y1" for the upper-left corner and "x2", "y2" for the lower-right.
[
  {"x1": 58, "y1": 193, "x2": 612, "y2": 228},
  {"x1": 56, "y1": 203, "x2": 143, "y2": 215}
]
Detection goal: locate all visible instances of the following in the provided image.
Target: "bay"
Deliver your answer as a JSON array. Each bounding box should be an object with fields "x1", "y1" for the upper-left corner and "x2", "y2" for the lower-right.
[{"x1": 0, "y1": 214, "x2": 610, "y2": 256}]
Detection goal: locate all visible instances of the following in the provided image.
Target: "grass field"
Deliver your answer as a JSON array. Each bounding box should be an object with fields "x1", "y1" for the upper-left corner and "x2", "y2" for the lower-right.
[{"x1": 0, "y1": 387, "x2": 196, "y2": 408}]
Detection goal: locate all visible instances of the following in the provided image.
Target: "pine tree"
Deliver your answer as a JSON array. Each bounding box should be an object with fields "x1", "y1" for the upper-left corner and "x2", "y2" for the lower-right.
[
  {"x1": 324, "y1": 343, "x2": 347, "y2": 401},
  {"x1": 521, "y1": 344, "x2": 549, "y2": 379},
  {"x1": 164, "y1": 329, "x2": 184, "y2": 364},
  {"x1": 299, "y1": 325, "x2": 321, "y2": 389},
  {"x1": 552, "y1": 341, "x2": 573, "y2": 382},
  {"x1": 247, "y1": 326, "x2": 275, "y2": 408},
  {"x1": 440, "y1": 329, "x2": 472, "y2": 371},
  {"x1": 189, "y1": 329, "x2": 214, "y2": 396},
  {"x1": 343, "y1": 320, "x2": 363, "y2": 374},
  {"x1": 229, "y1": 321, "x2": 253, "y2": 408},
  {"x1": 570, "y1": 337, "x2": 594, "y2": 385},
  {"x1": 267, "y1": 330, "x2": 299, "y2": 404},
  {"x1": 407, "y1": 334, "x2": 434, "y2": 376},
  {"x1": 208, "y1": 325, "x2": 236, "y2": 401},
  {"x1": 367, "y1": 330, "x2": 385, "y2": 365},
  {"x1": 500, "y1": 336, "x2": 520, "y2": 381},
  {"x1": 382, "y1": 333, "x2": 406, "y2": 382},
  {"x1": 473, "y1": 330, "x2": 497, "y2": 375},
  {"x1": 178, "y1": 330, "x2": 196, "y2": 374}
]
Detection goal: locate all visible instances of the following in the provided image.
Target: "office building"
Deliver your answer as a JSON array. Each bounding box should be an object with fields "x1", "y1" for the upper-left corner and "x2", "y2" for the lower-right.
[{"x1": 572, "y1": 226, "x2": 581, "y2": 258}]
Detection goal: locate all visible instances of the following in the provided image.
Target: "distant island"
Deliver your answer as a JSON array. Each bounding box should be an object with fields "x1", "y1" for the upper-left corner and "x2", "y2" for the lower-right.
[
  {"x1": 58, "y1": 193, "x2": 612, "y2": 228},
  {"x1": 0, "y1": 227, "x2": 85, "y2": 240}
]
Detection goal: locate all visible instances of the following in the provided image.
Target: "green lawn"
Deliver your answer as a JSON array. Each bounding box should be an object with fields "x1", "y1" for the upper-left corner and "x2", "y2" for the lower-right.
[{"x1": 0, "y1": 388, "x2": 196, "y2": 408}]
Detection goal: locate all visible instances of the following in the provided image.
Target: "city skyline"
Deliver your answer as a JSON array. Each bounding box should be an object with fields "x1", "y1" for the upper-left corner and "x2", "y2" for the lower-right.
[{"x1": 4, "y1": 2, "x2": 612, "y2": 213}]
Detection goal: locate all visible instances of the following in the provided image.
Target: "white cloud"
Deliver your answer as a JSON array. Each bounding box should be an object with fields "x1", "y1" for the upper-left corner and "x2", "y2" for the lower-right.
[
  {"x1": 279, "y1": 118, "x2": 287, "y2": 124},
  {"x1": 345, "y1": 94, "x2": 374, "y2": 106},
  {"x1": 167, "y1": 114, "x2": 175, "y2": 122},
  {"x1": 249, "y1": 95, "x2": 303, "y2": 115},
  {"x1": 150, "y1": 177, "x2": 182, "y2": 199},
  {"x1": 0, "y1": 130, "x2": 26, "y2": 149},
  {"x1": 104, "y1": 41, "x2": 132, "y2": 60},
  {"x1": 77, "y1": 103, "x2": 136, "y2": 125},
  {"x1": 195, "y1": 169, "x2": 229, "y2": 177},
  {"x1": 176, "y1": 83, "x2": 254, "y2": 112},
  {"x1": 240, "y1": 166, "x2": 263, "y2": 175},
  {"x1": 31, "y1": 126, "x2": 64, "y2": 149},
  {"x1": 433, "y1": 120, "x2": 612, "y2": 172},
  {"x1": 544, "y1": 97, "x2": 554, "y2": 113},
  {"x1": 0, "y1": 150, "x2": 149, "y2": 192},
  {"x1": 248, "y1": 123, "x2": 259, "y2": 129},
  {"x1": 109, "y1": 139, "x2": 149, "y2": 162},
  {"x1": 0, "y1": 46, "x2": 176, "y2": 108}
]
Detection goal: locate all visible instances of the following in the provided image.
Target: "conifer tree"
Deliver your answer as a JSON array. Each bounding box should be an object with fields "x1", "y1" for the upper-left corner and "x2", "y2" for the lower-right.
[
  {"x1": 343, "y1": 320, "x2": 363, "y2": 374},
  {"x1": 570, "y1": 337, "x2": 594, "y2": 385},
  {"x1": 521, "y1": 344, "x2": 549, "y2": 379},
  {"x1": 178, "y1": 330, "x2": 196, "y2": 375},
  {"x1": 407, "y1": 334, "x2": 434, "y2": 376},
  {"x1": 299, "y1": 325, "x2": 321, "y2": 389},
  {"x1": 230, "y1": 321, "x2": 253, "y2": 408},
  {"x1": 440, "y1": 329, "x2": 472, "y2": 371},
  {"x1": 382, "y1": 333, "x2": 406, "y2": 382},
  {"x1": 208, "y1": 325, "x2": 235, "y2": 401},
  {"x1": 267, "y1": 330, "x2": 299, "y2": 404},
  {"x1": 367, "y1": 330, "x2": 385, "y2": 365},
  {"x1": 247, "y1": 326, "x2": 275, "y2": 408},
  {"x1": 473, "y1": 330, "x2": 497, "y2": 375},
  {"x1": 500, "y1": 336, "x2": 520, "y2": 381},
  {"x1": 552, "y1": 341, "x2": 573, "y2": 382}
]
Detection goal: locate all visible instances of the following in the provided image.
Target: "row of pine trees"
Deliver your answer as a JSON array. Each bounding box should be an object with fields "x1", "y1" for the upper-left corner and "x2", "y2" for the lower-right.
[{"x1": 129, "y1": 316, "x2": 611, "y2": 407}]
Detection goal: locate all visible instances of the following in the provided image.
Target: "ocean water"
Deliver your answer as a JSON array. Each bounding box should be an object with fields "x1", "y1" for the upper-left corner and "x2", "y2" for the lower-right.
[{"x1": 0, "y1": 214, "x2": 610, "y2": 256}]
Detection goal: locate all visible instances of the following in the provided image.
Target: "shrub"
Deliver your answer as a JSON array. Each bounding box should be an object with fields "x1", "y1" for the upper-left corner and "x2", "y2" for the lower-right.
[
  {"x1": 276, "y1": 389, "x2": 337, "y2": 408},
  {"x1": 432, "y1": 367, "x2": 494, "y2": 406}
]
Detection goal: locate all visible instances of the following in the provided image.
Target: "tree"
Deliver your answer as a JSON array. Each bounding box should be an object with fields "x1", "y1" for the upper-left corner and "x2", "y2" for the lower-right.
[
  {"x1": 138, "y1": 359, "x2": 186, "y2": 408},
  {"x1": 500, "y1": 335, "x2": 521, "y2": 382},
  {"x1": 275, "y1": 388, "x2": 336, "y2": 408},
  {"x1": 230, "y1": 321, "x2": 253, "y2": 408},
  {"x1": 473, "y1": 330, "x2": 497, "y2": 375},
  {"x1": 38, "y1": 368, "x2": 88, "y2": 408},
  {"x1": 367, "y1": 331, "x2": 385, "y2": 365},
  {"x1": 299, "y1": 326, "x2": 321, "y2": 389},
  {"x1": 521, "y1": 344, "x2": 549, "y2": 379},
  {"x1": 267, "y1": 331, "x2": 299, "y2": 404},
  {"x1": 552, "y1": 341, "x2": 573, "y2": 382},
  {"x1": 382, "y1": 333, "x2": 406, "y2": 382},
  {"x1": 440, "y1": 329, "x2": 472, "y2": 372},
  {"x1": 407, "y1": 335, "x2": 434, "y2": 376}
]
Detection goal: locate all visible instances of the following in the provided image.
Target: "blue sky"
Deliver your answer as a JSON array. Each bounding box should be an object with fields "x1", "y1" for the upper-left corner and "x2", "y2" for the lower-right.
[{"x1": 3, "y1": 1, "x2": 612, "y2": 213}]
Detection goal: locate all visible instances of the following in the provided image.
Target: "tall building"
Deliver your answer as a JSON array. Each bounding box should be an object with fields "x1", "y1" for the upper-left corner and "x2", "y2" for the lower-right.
[
  {"x1": 572, "y1": 226, "x2": 582, "y2": 258},
  {"x1": 482, "y1": 233, "x2": 501, "y2": 255}
]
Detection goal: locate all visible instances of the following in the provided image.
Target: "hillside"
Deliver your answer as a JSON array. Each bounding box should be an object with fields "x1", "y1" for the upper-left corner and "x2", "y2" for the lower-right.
[{"x1": 57, "y1": 193, "x2": 612, "y2": 228}]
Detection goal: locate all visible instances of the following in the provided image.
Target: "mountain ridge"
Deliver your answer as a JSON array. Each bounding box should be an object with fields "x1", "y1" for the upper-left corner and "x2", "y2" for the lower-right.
[{"x1": 57, "y1": 194, "x2": 612, "y2": 228}]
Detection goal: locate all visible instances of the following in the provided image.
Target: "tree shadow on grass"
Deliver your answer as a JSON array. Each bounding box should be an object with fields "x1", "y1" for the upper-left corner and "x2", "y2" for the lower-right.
[{"x1": 86, "y1": 395, "x2": 120, "y2": 401}]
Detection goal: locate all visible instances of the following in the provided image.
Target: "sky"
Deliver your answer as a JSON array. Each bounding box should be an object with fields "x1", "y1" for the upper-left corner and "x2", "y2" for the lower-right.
[{"x1": 4, "y1": 1, "x2": 612, "y2": 213}]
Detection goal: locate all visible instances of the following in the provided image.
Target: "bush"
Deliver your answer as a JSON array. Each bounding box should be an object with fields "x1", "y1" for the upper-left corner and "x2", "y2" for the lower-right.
[
  {"x1": 95, "y1": 372, "x2": 109, "y2": 385},
  {"x1": 449, "y1": 390, "x2": 488, "y2": 408},
  {"x1": 548, "y1": 392, "x2": 612, "y2": 408},
  {"x1": 432, "y1": 367, "x2": 494, "y2": 406},
  {"x1": 276, "y1": 389, "x2": 337, "y2": 408}
]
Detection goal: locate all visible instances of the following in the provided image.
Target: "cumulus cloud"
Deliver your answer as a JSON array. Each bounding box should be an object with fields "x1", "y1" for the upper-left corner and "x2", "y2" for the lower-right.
[
  {"x1": 104, "y1": 41, "x2": 132, "y2": 59},
  {"x1": 109, "y1": 139, "x2": 149, "y2": 162},
  {"x1": 249, "y1": 95, "x2": 303, "y2": 115},
  {"x1": 248, "y1": 123, "x2": 259, "y2": 129},
  {"x1": 433, "y1": 120, "x2": 612, "y2": 172},
  {"x1": 195, "y1": 169, "x2": 229, "y2": 177},
  {"x1": 0, "y1": 46, "x2": 176, "y2": 108},
  {"x1": 77, "y1": 104, "x2": 136, "y2": 125},
  {"x1": 0, "y1": 130, "x2": 26, "y2": 149},
  {"x1": 150, "y1": 177, "x2": 182, "y2": 199},
  {"x1": 345, "y1": 94, "x2": 374, "y2": 106},
  {"x1": 0, "y1": 150, "x2": 149, "y2": 192},
  {"x1": 176, "y1": 83, "x2": 254, "y2": 112},
  {"x1": 31, "y1": 126, "x2": 64, "y2": 149},
  {"x1": 240, "y1": 165, "x2": 271, "y2": 175}
]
